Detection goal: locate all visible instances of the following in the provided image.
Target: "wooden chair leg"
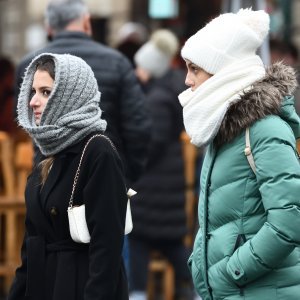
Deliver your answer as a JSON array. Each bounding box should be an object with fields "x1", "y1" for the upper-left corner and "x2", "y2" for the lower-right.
[
  {"x1": 164, "y1": 263, "x2": 175, "y2": 300},
  {"x1": 148, "y1": 257, "x2": 175, "y2": 300},
  {"x1": 4, "y1": 211, "x2": 17, "y2": 293}
]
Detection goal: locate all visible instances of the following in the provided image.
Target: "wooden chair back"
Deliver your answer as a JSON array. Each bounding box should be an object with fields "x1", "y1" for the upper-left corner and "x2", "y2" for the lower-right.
[
  {"x1": 15, "y1": 141, "x2": 33, "y2": 197},
  {"x1": 180, "y1": 131, "x2": 198, "y2": 248},
  {"x1": 0, "y1": 132, "x2": 15, "y2": 196},
  {"x1": 0, "y1": 134, "x2": 32, "y2": 295}
]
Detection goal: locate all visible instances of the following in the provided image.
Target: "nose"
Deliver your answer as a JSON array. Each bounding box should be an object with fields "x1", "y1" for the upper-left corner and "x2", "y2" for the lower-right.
[
  {"x1": 185, "y1": 73, "x2": 193, "y2": 88},
  {"x1": 29, "y1": 93, "x2": 39, "y2": 108}
]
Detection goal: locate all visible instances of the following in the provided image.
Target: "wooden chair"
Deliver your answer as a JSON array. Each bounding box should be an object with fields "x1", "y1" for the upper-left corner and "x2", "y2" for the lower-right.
[
  {"x1": 147, "y1": 131, "x2": 198, "y2": 300},
  {"x1": 180, "y1": 131, "x2": 198, "y2": 248},
  {"x1": 0, "y1": 132, "x2": 15, "y2": 196},
  {"x1": 148, "y1": 253, "x2": 175, "y2": 300},
  {"x1": 0, "y1": 134, "x2": 32, "y2": 295},
  {"x1": 15, "y1": 141, "x2": 33, "y2": 197},
  {"x1": 0, "y1": 196, "x2": 25, "y2": 294}
]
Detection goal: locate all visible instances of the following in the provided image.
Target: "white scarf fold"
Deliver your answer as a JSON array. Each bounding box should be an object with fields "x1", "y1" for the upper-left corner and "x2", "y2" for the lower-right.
[{"x1": 178, "y1": 56, "x2": 266, "y2": 147}]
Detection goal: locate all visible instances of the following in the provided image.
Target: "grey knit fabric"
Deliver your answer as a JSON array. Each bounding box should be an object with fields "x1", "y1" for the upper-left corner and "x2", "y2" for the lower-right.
[{"x1": 17, "y1": 53, "x2": 107, "y2": 156}]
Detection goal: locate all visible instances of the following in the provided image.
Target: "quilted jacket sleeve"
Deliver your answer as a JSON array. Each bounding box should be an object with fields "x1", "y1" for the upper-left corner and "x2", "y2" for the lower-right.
[{"x1": 227, "y1": 116, "x2": 300, "y2": 286}]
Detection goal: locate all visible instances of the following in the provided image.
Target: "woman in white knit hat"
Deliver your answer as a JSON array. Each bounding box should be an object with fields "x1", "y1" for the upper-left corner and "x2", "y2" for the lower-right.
[
  {"x1": 8, "y1": 53, "x2": 129, "y2": 300},
  {"x1": 179, "y1": 8, "x2": 300, "y2": 300}
]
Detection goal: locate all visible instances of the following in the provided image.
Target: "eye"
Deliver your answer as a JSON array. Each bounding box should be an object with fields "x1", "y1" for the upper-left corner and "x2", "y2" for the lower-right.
[
  {"x1": 191, "y1": 65, "x2": 199, "y2": 74},
  {"x1": 42, "y1": 89, "x2": 52, "y2": 97}
]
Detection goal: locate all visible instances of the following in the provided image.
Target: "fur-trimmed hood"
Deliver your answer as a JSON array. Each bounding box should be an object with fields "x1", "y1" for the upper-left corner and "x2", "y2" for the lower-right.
[{"x1": 215, "y1": 62, "x2": 300, "y2": 146}]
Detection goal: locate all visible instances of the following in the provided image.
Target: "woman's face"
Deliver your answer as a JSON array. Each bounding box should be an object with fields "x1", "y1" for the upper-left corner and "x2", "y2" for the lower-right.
[
  {"x1": 184, "y1": 59, "x2": 212, "y2": 91},
  {"x1": 29, "y1": 69, "x2": 54, "y2": 125}
]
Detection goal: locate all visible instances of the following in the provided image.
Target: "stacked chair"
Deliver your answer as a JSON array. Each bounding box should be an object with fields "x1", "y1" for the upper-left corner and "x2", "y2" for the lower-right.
[{"x1": 0, "y1": 131, "x2": 33, "y2": 295}]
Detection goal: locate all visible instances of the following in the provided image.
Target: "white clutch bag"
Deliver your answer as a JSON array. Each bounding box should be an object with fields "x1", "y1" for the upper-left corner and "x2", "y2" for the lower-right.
[
  {"x1": 67, "y1": 135, "x2": 136, "y2": 244},
  {"x1": 68, "y1": 205, "x2": 91, "y2": 243}
]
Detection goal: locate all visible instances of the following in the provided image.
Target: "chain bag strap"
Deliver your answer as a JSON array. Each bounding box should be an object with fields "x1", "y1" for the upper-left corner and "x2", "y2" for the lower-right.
[{"x1": 67, "y1": 134, "x2": 135, "y2": 243}]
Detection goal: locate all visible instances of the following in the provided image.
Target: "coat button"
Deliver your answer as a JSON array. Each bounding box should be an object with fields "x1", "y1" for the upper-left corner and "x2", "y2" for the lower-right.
[
  {"x1": 50, "y1": 206, "x2": 58, "y2": 216},
  {"x1": 235, "y1": 270, "x2": 241, "y2": 276}
]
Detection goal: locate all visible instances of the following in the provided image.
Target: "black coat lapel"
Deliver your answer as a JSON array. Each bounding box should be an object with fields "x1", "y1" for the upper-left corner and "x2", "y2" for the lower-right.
[
  {"x1": 25, "y1": 170, "x2": 57, "y2": 240},
  {"x1": 40, "y1": 154, "x2": 66, "y2": 208}
]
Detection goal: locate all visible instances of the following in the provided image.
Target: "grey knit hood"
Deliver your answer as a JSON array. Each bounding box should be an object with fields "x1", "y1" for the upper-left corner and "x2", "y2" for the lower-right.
[{"x1": 17, "y1": 53, "x2": 107, "y2": 156}]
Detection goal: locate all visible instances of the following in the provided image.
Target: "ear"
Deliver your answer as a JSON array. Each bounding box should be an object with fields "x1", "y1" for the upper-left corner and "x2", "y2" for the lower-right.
[
  {"x1": 45, "y1": 25, "x2": 55, "y2": 41},
  {"x1": 83, "y1": 13, "x2": 92, "y2": 36}
]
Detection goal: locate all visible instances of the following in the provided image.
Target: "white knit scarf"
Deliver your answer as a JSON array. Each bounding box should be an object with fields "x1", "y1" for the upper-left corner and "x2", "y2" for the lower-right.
[{"x1": 178, "y1": 56, "x2": 266, "y2": 147}]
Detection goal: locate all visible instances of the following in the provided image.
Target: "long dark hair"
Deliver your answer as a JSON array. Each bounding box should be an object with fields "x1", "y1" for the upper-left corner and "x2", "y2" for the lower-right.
[{"x1": 35, "y1": 58, "x2": 56, "y2": 185}]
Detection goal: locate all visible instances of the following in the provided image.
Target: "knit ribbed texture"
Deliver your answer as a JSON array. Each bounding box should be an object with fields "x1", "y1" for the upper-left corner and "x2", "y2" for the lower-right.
[
  {"x1": 17, "y1": 53, "x2": 107, "y2": 156},
  {"x1": 181, "y1": 8, "x2": 269, "y2": 75},
  {"x1": 178, "y1": 56, "x2": 266, "y2": 147}
]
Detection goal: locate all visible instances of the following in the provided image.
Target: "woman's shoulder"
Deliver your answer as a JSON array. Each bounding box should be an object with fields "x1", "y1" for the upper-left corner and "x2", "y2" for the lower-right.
[
  {"x1": 251, "y1": 115, "x2": 295, "y2": 144},
  {"x1": 84, "y1": 134, "x2": 119, "y2": 161}
]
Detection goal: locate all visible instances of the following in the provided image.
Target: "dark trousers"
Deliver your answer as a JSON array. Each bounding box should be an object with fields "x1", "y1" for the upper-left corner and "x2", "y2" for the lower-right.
[{"x1": 129, "y1": 237, "x2": 192, "y2": 293}]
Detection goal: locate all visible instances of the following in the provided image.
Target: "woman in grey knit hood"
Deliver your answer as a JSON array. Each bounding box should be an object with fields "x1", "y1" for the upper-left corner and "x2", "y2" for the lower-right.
[{"x1": 8, "y1": 53, "x2": 129, "y2": 300}]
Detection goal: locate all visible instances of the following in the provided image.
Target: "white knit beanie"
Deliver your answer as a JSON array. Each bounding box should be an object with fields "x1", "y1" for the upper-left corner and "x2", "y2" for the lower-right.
[
  {"x1": 181, "y1": 8, "x2": 270, "y2": 74},
  {"x1": 134, "y1": 29, "x2": 179, "y2": 78}
]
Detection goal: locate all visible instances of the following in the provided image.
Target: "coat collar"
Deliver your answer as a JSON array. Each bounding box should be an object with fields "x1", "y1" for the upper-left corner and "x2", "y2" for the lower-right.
[
  {"x1": 38, "y1": 133, "x2": 98, "y2": 204},
  {"x1": 53, "y1": 30, "x2": 91, "y2": 42},
  {"x1": 215, "y1": 62, "x2": 298, "y2": 146}
]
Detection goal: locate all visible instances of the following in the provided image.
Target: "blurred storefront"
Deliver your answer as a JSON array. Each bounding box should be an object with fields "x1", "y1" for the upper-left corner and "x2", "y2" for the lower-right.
[
  {"x1": 0, "y1": 0, "x2": 300, "y2": 298},
  {"x1": 0, "y1": 0, "x2": 299, "y2": 65}
]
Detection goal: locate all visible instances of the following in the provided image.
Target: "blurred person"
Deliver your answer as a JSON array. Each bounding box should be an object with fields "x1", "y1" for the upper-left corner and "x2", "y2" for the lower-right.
[
  {"x1": 8, "y1": 53, "x2": 128, "y2": 300},
  {"x1": 0, "y1": 56, "x2": 29, "y2": 144},
  {"x1": 15, "y1": 0, "x2": 150, "y2": 185},
  {"x1": 179, "y1": 8, "x2": 300, "y2": 300},
  {"x1": 0, "y1": 57, "x2": 17, "y2": 134},
  {"x1": 269, "y1": 38, "x2": 299, "y2": 67},
  {"x1": 269, "y1": 38, "x2": 300, "y2": 115},
  {"x1": 129, "y1": 29, "x2": 193, "y2": 300},
  {"x1": 116, "y1": 22, "x2": 148, "y2": 67}
]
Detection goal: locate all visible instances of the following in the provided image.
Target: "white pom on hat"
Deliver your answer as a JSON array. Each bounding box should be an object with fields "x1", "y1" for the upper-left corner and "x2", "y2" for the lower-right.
[
  {"x1": 237, "y1": 8, "x2": 269, "y2": 41},
  {"x1": 134, "y1": 29, "x2": 179, "y2": 78},
  {"x1": 181, "y1": 8, "x2": 270, "y2": 75}
]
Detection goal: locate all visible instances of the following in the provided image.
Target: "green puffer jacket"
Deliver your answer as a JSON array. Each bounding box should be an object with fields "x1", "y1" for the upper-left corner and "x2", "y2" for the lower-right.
[{"x1": 190, "y1": 63, "x2": 300, "y2": 300}]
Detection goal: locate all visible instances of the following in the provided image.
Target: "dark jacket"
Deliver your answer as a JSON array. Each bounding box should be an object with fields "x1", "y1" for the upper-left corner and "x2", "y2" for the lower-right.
[
  {"x1": 15, "y1": 31, "x2": 150, "y2": 183},
  {"x1": 8, "y1": 134, "x2": 128, "y2": 300},
  {"x1": 131, "y1": 69, "x2": 187, "y2": 241}
]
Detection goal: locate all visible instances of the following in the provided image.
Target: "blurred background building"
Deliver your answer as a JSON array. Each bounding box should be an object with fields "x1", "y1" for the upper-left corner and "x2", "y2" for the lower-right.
[
  {"x1": 0, "y1": 0, "x2": 299, "y2": 299},
  {"x1": 0, "y1": 0, "x2": 299, "y2": 65}
]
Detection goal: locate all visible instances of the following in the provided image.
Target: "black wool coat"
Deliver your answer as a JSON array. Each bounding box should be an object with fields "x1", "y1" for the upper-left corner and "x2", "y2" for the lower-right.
[
  {"x1": 131, "y1": 70, "x2": 187, "y2": 241},
  {"x1": 8, "y1": 133, "x2": 129, "y2": 300}
]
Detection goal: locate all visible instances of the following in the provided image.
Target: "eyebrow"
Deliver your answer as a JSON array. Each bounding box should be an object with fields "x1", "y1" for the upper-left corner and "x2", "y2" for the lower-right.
[
  {"x1": 187, "y1": 61, "x2": 196, "y2": 67},
  {"x1": 32, "y1": 85, "x2": 53, "y2": 89}
]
